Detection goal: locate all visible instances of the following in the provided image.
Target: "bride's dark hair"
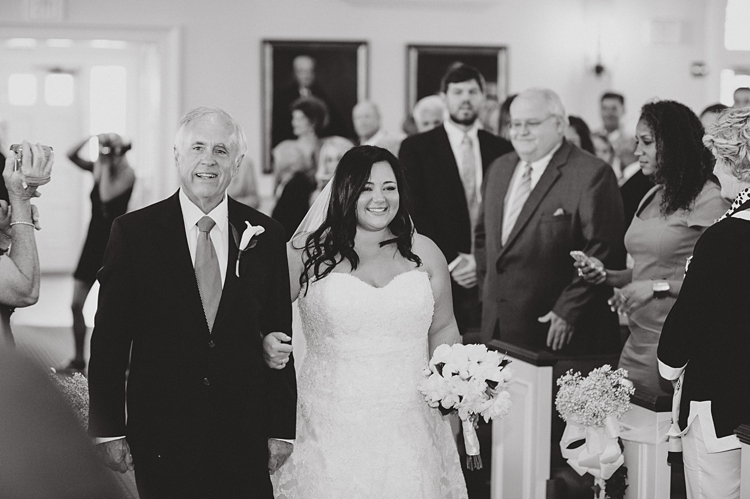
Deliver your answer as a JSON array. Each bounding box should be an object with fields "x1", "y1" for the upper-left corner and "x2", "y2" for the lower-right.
[{"x1": 299, "y1": 145, "x2": 421, "y2": 291}]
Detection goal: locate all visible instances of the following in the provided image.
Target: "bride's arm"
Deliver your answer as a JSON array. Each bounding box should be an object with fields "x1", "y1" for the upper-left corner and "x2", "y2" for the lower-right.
[
  {"x1": 286, "y1": 237, "x2": 305, "y2": 302},
  {"x1": 416, "y1": 234, "x2": 461, "y2": 357}
]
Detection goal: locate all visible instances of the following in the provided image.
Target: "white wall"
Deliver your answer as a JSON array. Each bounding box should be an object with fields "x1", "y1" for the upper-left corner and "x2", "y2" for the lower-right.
[{"x1": 1, "y1": 0, "x2": 730, "y2": 196}]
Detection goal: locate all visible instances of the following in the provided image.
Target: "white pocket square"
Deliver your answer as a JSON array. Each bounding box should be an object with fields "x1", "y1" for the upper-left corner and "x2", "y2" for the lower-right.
[{"x1": 553, "y1": 208, "x2": 566, "y2": 216}]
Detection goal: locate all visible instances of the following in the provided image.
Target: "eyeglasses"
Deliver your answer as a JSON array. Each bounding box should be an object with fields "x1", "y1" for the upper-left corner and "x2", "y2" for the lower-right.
[{"x1": 509, "y1": 115, "x2": 558, "y2": 131}]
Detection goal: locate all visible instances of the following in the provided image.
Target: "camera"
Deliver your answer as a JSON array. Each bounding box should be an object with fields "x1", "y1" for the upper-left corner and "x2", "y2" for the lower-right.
[
  {"x1": 10, "y1": 143, "x2": 54, "y2": 171},
  {"x1": 99, "y1": 137, "x2": 131, "y2": 158}
]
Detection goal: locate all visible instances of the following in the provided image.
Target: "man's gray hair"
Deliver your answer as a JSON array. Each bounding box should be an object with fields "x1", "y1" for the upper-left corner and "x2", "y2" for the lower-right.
[
  {"x1": 516, "y1": 88, "x2": 568, "y2": 123},
  {"x1": 412, "y1": 95, "x2": 446, "y2": 121},
  {"x1": 174, "y1": 106, "x2": 248, "y2": 158}
]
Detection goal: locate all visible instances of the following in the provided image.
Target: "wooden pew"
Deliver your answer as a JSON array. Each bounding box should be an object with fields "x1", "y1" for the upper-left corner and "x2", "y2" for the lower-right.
[
  {"x1": 620, "y1": 386, "x2": 672, "y2": 499},
  {"x1": 487, "y1": 340, "x2": 619, "y2": 499}
]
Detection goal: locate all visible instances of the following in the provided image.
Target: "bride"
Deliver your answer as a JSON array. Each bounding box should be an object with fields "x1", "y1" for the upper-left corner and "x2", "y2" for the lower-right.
[{"x1": 268, "y1": 145, "x2": 467, "y2": 498}]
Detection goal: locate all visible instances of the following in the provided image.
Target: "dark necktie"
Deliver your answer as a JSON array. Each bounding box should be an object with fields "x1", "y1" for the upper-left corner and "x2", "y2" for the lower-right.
[{"x1": 195, "y1": 216, "x2": 222, "y2": 331}]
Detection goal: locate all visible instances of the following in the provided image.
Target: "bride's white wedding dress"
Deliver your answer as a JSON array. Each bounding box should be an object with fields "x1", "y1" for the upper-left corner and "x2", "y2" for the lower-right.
[{"x1": 272, "y1": 269, "x2": 468, "y2": 498}]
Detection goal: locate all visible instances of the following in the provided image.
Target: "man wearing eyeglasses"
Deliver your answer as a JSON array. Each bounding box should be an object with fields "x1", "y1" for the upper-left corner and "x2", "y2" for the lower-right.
[{"x1": 475, "y1": 88, "x2": 625, "y2": 355}]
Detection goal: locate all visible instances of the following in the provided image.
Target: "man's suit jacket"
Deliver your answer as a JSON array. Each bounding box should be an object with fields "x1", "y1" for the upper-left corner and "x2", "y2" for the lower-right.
[
  {"x1": 475, "y1": 140, "x2": 626, "y2": 354},
  {"x1": 88, "y1": 192, "x2": 296, "y2": 497},
  {"x1": 400, "y1": 126, "x2": 513, "y2": 333}
]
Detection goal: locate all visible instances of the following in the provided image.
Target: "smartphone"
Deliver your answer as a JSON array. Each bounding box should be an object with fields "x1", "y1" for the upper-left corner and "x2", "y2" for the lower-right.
[{"x1": 569, "y1": 250, "x2": 603, "y2": 271}]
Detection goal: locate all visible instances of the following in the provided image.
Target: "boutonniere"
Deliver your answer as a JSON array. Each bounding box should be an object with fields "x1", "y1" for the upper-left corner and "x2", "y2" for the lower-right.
[{"x1": 230, "y1": 221, "x2": 265, "y2": 277}]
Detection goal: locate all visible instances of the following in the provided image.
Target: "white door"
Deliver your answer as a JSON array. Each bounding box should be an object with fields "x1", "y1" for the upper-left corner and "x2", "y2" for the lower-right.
[{"x1": 0, "y1": 39, "x2": 141, "y2": 273}]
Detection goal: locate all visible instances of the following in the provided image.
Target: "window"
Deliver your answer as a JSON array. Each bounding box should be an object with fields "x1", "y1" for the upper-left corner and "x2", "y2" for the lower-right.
[{"x1": 725, "y1": 0, "x2": 750, "y2": 50}]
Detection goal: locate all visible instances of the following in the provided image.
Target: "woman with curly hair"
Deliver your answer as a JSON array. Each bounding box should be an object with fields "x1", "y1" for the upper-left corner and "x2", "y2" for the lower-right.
[
  {"x1": 577, "y1": 100, "x2": 728, "y2": 396},
  {"x1": 270, "y1": 145, "x2": 467, "y2": 498},
  {"x1": 657, "y1": 106, "x2": 750, "y2": 498}
]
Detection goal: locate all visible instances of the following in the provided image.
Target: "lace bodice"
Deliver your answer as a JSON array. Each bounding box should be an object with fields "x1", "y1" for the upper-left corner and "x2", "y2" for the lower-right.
[{"x1": 272, "y1": 269, "x2": 467, "y2": 499}]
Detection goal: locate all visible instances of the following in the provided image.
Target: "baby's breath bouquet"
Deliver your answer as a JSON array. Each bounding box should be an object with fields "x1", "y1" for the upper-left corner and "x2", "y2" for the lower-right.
[
  {"x1": 50, "y1": 370, "x2": 89, "y2": 429},
  {"x1": 556, "y1": 365, "x2": 634, "y2": 499},
  {"x1": 419, "y1": 343, "x2": 512, "y2": 470}
]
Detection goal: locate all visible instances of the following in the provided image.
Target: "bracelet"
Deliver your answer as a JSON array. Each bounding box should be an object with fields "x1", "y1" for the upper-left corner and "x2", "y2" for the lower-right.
[{"x1": 10, "y1": 221, "x2": 35, "y2": 228}]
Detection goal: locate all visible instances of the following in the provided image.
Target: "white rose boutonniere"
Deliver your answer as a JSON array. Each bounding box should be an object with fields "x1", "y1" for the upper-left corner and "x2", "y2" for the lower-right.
[{"x1": 231, "y1": 221, "x2": 265, "y2": 277}]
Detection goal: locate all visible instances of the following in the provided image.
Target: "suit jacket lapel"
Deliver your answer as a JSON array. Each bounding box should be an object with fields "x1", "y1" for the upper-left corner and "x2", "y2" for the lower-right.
[
  {"x1": 477, "y1": 131, "x2": 495, "y2": 171},
  {"x1": 499, "y1": 143, "x2": 568, "y2": 256},
  {"x1": 435, "y1": 127, "x2": 473, "y2": 229},
  {"x1": 212, "y1": 198, "x2": 243, "y2": 335},
  {"x1": 155, "y1": 192, "x2": 207, "y2": 330}
]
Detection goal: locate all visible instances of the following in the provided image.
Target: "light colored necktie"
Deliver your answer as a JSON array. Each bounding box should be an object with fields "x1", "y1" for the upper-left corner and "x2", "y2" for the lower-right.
[
  {"x1": 460, "y1": 135, "x2": 479, "y2": 230},
  {"x1": 195, "y1": 216, "x2": 222, "y2": 331},
  {"x1": 502, "y1": 162, "x2": 533, "y2": 245}
]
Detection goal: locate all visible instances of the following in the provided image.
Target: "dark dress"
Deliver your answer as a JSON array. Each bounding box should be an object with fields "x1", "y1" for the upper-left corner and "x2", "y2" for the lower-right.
[
  {"x1": 74, "y1": 183, "x2": 133, "y2": 284},
  {"x1": 271, "y1": 172, "x2": 316, "y2": 241}
]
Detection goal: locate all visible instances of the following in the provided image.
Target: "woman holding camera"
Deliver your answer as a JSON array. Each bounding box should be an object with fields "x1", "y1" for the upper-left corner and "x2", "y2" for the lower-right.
[
  {"x1": 1, "y1": 142, "x2": 53, "y2": 347},
  {"x1": 65, "y1": 133, "x2": 134, "y2": 371}
]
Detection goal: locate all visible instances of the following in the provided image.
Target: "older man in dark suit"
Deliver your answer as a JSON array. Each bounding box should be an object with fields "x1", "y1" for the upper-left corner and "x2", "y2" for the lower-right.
[
  {"x1": 400, "y1": 63, "x2": 513, "y2": 335},
  {"x1": 88, "y1": 107, "x2": 297, "y2": 499},
  {"x1": 476, "y1": 88, "x2": 625, "y2": 354}
]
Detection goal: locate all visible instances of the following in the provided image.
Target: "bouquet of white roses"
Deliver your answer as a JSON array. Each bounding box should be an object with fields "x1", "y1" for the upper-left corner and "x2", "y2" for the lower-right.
[
  {"x1": 556, "y1": 365, "x2": 634, "y2": 499},
  {"x1": 419, "y1": 343, "x2": 512, "y2": 470}
]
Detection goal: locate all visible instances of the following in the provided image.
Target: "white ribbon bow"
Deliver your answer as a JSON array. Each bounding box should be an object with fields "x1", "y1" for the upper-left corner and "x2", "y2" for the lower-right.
[{"x1": 560, "y1": 414, "x2": 624, "y2": 481}]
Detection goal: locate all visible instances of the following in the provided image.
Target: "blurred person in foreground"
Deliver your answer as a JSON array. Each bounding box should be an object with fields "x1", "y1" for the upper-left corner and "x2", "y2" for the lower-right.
[
  {"x1": 400, "y1": 63, "x2": 513, "y2": 336},
  {"x1": 87, "y1": 106, "x2": 296, "y2": 499},
  {"x1": 578, "y1": 100, "x2": 728, "y2": 396},
  {"x1": 0, "y1": 142, "x2": 52, "y2": 347},
  {"x1": 657, "y1": 107, "x2": 750, "y2": 498},
  {"x1": 476, "y1": 87, "x2": 625, "y2": 354},
  {"x1": 0, "y1": 348, "x2": 122, "y2": 498},
  {"x1": 65, "y1": 133, "x2": 135, "y2": 372}
]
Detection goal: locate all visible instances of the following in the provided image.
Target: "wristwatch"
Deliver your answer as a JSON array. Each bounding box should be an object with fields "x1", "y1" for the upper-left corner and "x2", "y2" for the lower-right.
[{"x1": 652, "y1": 281, "x2": 670, "y2": 299}]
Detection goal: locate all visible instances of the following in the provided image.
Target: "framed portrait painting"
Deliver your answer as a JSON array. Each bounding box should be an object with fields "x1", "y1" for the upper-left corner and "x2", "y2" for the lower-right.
[
  {"x1": 406, "y1": 44, "x2": 508, "y2": 114},
  {"x1": 262, "y1": 40, "x2": 369, "y2": 173}
]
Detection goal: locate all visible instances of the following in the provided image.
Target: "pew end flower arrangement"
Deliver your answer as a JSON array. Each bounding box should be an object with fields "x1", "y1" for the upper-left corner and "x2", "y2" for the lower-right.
[
  {"x1": 555, "y1": 365, "x2": 635, "y2": 499},
  {"x1": 419, "y1": 343, "x2": 512, "y2": 470},
  {"x1": 50, "y1": 369, "x2": 90, "y2": 429}
]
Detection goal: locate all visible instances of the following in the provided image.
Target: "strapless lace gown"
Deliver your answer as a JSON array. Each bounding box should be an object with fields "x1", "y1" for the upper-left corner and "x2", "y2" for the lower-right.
[{"x1": 272, "y1": 269, "x2": 467, "y2": 498}]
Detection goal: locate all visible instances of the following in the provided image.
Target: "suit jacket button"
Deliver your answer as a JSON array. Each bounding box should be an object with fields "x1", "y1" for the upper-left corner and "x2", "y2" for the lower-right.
[
  {"x1": 203, "y1": 377, "x2": 210, "y2": 386},
  {"x1": 209, "y1": 340, "x2": 215, "y2": 348}
]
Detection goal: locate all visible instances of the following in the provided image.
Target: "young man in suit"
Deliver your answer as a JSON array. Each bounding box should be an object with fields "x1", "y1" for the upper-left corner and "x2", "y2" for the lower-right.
[
  {"x1": 88, "y1": 107, "x2": 297, "y2": 499},
  {"x1": 399, "y1": 63, "x2": 514, "y2": 335},
  {"x1": 475, "y1": 88, "x2": 625, "y2": 355}
]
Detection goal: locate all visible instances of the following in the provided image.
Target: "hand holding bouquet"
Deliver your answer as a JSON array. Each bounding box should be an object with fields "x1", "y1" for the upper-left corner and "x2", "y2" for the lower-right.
[{"x1": 419, "y1": 343, "x2": 512, "y2": 469}]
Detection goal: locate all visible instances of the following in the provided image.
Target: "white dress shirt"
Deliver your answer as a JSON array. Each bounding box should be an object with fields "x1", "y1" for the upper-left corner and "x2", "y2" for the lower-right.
[
  {"x1": 179, "y1": 189, "x2": 229, "y2": 287},
  {"x1": 444, "y1": 119, "x2": 483, "y2": 204},
  {"x1": 502, "y1": 141, "x2": 563, "y2": 231}
]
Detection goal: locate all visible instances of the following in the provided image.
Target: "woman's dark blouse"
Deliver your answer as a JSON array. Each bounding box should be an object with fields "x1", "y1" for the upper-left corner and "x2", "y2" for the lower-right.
[{"x1": 658, "y1": 203, "x2": 750, "y2": 438}]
